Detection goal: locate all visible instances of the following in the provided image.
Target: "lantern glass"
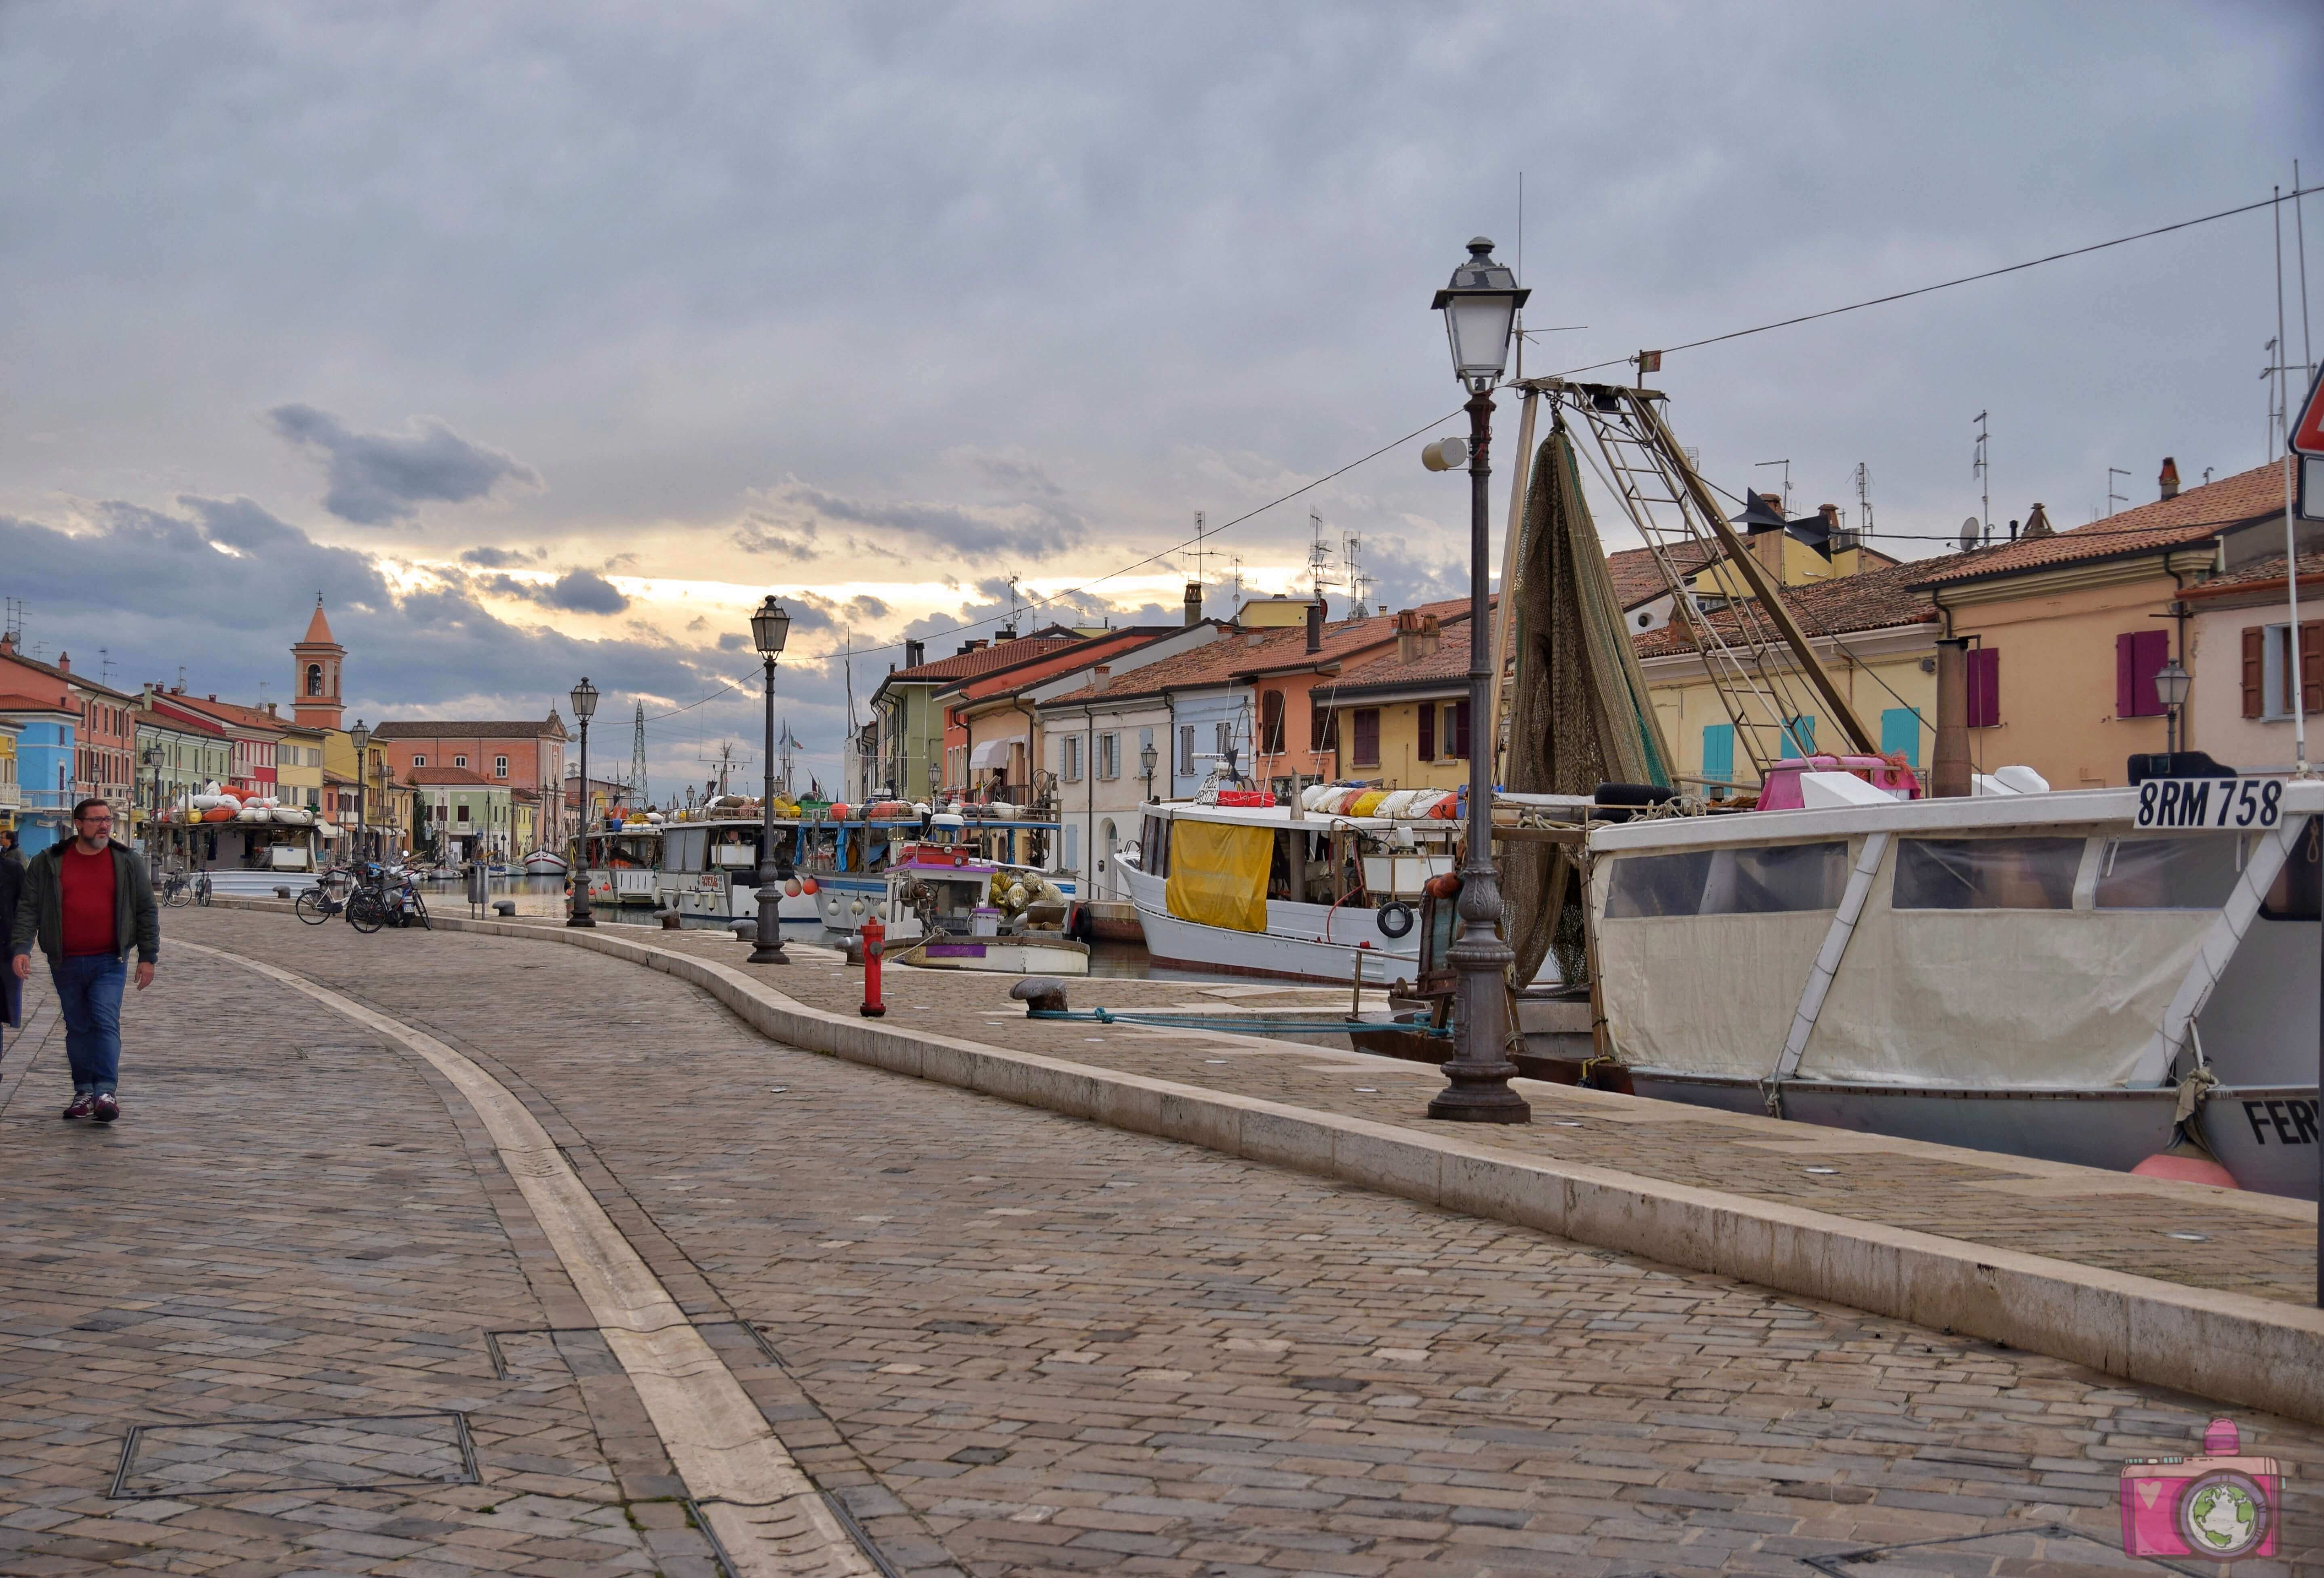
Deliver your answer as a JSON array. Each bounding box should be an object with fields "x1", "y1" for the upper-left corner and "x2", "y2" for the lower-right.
[
  {"x1": 2153, "y1": 658, "x2": 2191, "y2": 711},
  {"x1": 750, "y1": 595, "x2": 791, "y2": 656},
  {"x1": 570, "y1": 678, "x2": 599, "y2": 721},
  {"x1": 1431, "y1": 236, "x2": 1528, "y2": 388},
  {"x1": 1140, "y1": 742, "x2": 1158, "y2": 777},
  {"x1": 350, "y1": 720, "x2": 370, "y2": 753}
]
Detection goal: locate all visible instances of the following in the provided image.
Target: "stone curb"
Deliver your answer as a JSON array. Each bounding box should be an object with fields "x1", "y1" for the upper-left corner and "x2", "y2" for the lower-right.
[{"x1": 213, "y1": 898, "x2": 2324, "y2": 1424}]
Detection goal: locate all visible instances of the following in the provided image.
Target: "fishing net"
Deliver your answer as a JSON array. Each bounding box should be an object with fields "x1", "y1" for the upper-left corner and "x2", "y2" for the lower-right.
[{"x1": 1500, "y1": 417, "x2": 1674, "y2": 988}]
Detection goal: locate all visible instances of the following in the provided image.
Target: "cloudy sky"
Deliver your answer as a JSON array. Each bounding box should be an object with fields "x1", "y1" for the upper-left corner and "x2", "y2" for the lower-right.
[{"x1": 2, "y1": 3, "x2": 2317, "y2": 793}]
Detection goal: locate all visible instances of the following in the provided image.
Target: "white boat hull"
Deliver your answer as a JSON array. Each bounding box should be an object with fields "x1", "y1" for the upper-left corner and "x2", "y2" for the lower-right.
[
  {"x1": 1123, "y1": 864, "x2": 1416, "y2": 985},
  {"x1": 914, "y1": 936, "x2": 1090, "y2": 976},
  {"x1": 521, "y1": 850, "x2": 568, "y2": 875}
]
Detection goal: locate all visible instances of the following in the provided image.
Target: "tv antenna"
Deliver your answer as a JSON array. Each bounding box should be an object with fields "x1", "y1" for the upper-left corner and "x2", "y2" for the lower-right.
[
  {"x1": 2106, "y1": 467, "x2": 2130, "y2": 516},
  {"x1": 2, "y1": 598, "x2": 21, "y2": 646},
  {"x1": 1752, "y1": 459, "x2": 1792, "y2": 516},
  {"x1": 1306, "y1": 507, "x2": 1333, "y2": 605},
  {"x1": 1191, "y1": 511, "x2": 1206, "y2": 598},
  {"x1": 1853, "y1": 463, "x2": 1874, "y2": 538},
  {"x1": 1972, "y1": 410, "x2": 1991, "y2": 543},
  {"x1": 1341, "y1": 531, "x2": 1369, "y2": 614}
]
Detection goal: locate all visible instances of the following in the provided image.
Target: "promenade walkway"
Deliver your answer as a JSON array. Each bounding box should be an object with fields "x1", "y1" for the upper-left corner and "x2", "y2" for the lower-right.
[{"x1": 0, "y1": 907, "x2": 2315, "y2": 1575}]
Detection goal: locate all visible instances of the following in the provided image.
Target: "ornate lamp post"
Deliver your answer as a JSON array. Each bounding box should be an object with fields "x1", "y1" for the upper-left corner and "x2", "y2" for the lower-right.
[
  {"x1": 927, "y1": 758, "x2": 941, "y2": 803},
  {"x1": 1140, "y1": 740, "x2": 1158, "y2": 804},
  {"x1": 349, "y1": 720, "x2": 371, "y2": 863},
  {"x1": 1425, "y1": 236, "x2": 1531, "y2": 1125},
  {"x1": 2155, "y1": 658, "x2": 2191, "y2": 756},
  {"x1": 141, "y1": 745, "x2": 163, "y2": 874},
  {"x1": 567, "y1": 678, "x2": 598, "y2": 927},
  {"x1": 748, "y1": 596, "x2": 793, "y2": 964}
]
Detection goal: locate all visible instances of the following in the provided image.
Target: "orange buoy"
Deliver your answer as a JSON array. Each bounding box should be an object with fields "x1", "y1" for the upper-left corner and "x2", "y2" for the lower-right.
[{"x1": 2131, "y1": 1133, "x2": 2241, "y2": 1190}]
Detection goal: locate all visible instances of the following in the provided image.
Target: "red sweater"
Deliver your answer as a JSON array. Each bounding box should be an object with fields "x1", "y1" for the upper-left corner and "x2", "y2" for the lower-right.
[{"x1": 59, "y1": 844, "x2": 117, "y2": 957}]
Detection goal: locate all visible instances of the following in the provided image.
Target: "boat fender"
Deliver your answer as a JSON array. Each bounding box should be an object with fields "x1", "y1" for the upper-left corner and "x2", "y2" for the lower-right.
[{"x1": 1376, "y1": 900, "x2": 1415, "y2": 939}]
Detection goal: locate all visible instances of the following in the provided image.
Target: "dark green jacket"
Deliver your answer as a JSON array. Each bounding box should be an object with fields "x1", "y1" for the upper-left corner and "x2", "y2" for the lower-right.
[{"x1": 9, "y1": 839, "x2": 161, "y2": 966}]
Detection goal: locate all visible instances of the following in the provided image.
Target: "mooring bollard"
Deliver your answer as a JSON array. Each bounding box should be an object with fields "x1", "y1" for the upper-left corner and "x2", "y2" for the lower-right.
[
  {"x1": 659, "y1": 909, "x2": 681, "y2": 930},
  {"x1": 494, "y1": 900, "x2": 517, "y2": 917},
  {"x1": 860, "y1": 916, "x2": 887, "y2": 1018}
]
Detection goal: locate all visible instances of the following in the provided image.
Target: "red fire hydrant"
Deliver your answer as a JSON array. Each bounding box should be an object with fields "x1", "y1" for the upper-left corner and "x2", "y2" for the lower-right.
[{"x1": 860, "y1": 915, "x2": 887, "y2": 1018}]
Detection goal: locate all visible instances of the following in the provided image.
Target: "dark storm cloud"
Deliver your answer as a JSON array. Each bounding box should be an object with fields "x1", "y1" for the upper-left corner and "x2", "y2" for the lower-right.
[
  {"x1": 269, "y1": 404, "x2": 541, "y2": 526},
  {"x1": 480, "y1": 568, "x2": 632, "y2": 614},
  {"x1": 461, "y1": 545, "x2": 546, "y2": 568},
  {"x1": 775, "y1": 482, "x2": 1083, "y2": 563}
]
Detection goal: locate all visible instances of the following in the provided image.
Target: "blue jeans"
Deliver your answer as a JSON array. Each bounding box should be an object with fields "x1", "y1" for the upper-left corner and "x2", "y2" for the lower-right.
[{"x1": 52, "y1": 953, "x2": 126, "y2": 1096}]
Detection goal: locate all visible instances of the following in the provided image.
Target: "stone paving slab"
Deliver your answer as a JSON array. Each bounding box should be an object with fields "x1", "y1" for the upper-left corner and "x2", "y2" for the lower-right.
[
  {"x1": 508, "y1": 913, "x2": 2320, "y2": 1308},
  {"x1": 160, "y1": 907, "x2": 2324, "y2": 1573},
  {"x1": 0, "y1": 950, "x2": 734, "y2": 1576}
]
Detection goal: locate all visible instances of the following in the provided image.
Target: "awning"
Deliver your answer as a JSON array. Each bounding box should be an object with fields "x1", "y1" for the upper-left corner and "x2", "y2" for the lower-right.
[{"x1": 969, "y1": 736, "x2": 1025, "y2": 770}]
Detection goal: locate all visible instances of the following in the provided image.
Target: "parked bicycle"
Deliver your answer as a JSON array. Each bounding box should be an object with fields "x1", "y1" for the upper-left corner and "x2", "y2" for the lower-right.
[
  {"x1": 346, "y1": 865, "x2": 430, "y2": 933},
  {"x1": 159, "y1": 870, "x2": 196, "y2": 909},
  {"x1": 294, "y1": 865, "x2": 354, "y2": 925}
]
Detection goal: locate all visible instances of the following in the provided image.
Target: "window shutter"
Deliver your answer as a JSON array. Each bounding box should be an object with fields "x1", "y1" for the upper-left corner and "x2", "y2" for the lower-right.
[
  {"x1": 2241, "y1": 627, "x2": 2263, "y2": 717},
  {"x1": 1965, "y1": 648, "x2": 2000, "y2": 728},
  {"x1": 1416, "y1": 701, "x2": 1435, "y2": 761},
  {"x1": 1353, "y1": 709, "x2": 1380, "y2": 766},
  {"x1": 2114, "y1": 633, "x2": 2136, "y2": 718},
  {"x1": 2304, "y1": 623, "x2": 2324, "y2": 715},
  {"x1": 1452, "y1": 699, "x2": 1472, "y2": 759}
]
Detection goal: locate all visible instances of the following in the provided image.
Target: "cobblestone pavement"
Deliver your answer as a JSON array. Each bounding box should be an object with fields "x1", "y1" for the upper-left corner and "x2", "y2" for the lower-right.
[
  {"x1": 0, "y1": 907, "x2": 2286, "y2": 1575},
  {"x1": 523, "y1": 915, "x2": 2320, "y2": 1307}
]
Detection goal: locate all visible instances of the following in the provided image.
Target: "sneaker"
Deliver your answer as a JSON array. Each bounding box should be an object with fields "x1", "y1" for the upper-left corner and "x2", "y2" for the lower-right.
[
  {"x1": 62, "y1": 1094, "x2": 94, "y2": 1119},
  {"x1": 92, "y1": 1094, "x2": 119, "y2": 1124}
]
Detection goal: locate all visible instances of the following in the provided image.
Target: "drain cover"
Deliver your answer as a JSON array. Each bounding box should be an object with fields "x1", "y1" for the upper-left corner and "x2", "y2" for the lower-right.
[{"x1": 111, "y1": 1411, "x2": 478, "y2": 1498}]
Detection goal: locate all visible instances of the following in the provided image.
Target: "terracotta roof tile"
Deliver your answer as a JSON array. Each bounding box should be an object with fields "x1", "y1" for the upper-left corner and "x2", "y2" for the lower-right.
[
  {"x1": 1632, "y1": 556, "x2": 1945, "y2": 660},
  {"x1": 1907, "y1": 461, "x2": 2290, "y2": 589},
  {"x1": 372, "y1": 718, "x2": 567, "y2": 740},
  {"x1": 1606, "y1": 543, "x2": 1720, "y2": 608},
  {"x1": 2180, "y1": 548, "x2": 2324, "y2": 597},
  {"x1": 1083, "y1": 598, "x2": 1479, "y2": 703},
  {"x1": 883, "y1": 633, "x2": 1084, "y2": 684},
  {"x1": 408, "y1": 766, "x2": 495, "y2": 786}
]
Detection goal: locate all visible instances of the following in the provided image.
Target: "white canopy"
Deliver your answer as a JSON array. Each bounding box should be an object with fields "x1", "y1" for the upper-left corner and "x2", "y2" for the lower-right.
[{"x1": 969, "y1": 736, "x2": 1025, "y2": 769}]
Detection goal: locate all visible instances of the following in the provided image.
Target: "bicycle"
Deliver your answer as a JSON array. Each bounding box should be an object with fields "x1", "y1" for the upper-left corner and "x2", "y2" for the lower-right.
[
  {"x1": 159, "y1": 871, "x2": 194, "y2": 909},
  {"x1": 295, "y1": 866, "x2": 353, "y2": 926}
]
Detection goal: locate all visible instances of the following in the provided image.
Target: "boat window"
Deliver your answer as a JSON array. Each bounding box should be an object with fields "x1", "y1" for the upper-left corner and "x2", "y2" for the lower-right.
[
  {"x1": 2093, "y1": 836, "x2": 2243, "y2": 910},
  {"x1": 1604, "y1": 842, "x2": 1847, "y2": 918},
  {"x1": 2261, "y1": 816, "x2": 2320, "y2": 921},
  {"x1": 1893, "y1": 837, "x2": 2082, "y2": 910},
  {"x1": 1141, "y1": 814, "x2": 1169, "y2": 877}
]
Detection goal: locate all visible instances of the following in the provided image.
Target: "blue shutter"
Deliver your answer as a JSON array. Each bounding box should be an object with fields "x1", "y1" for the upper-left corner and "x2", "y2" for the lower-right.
[
  {"x1": 1879, "y1": 707, "x2": 1923, "y2": 765},
  {"x1": 1780, "y1": 715, "x2": 1816, "y2": 757},
  {"x1": 1700, "y1": 724, "x2": 1734, "y2": 789}
]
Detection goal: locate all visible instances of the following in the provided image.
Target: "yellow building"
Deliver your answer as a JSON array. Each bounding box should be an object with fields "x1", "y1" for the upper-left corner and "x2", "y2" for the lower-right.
[
  {"x1": 272, "y1": 717, "x2": 329, "y2": 812},
  {"x1": 1633, "y1": 558, "x2": 1943, "y2": 793},
  {"x1": 1321, "y1": 613, "x2": 1474, "y2": 790},
  {"x1": 1911, "y1": 463, "x2": 2293, "y2": 790}
]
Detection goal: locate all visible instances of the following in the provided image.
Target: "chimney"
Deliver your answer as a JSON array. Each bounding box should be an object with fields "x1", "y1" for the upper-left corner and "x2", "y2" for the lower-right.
[
  {"x1": 56, "y1": 652, "x2": 69, "y2": 674},
  {"x1": 1395, "y1": 608, "x2": 1424, "y2": 663},
  {"x1": 1305, "y1": 600, "x2": 1323, "y2": 653},
  {"x1": 1089, "y1": 664, "x2": 1110, "y2": 694},
  {"x1": 2159, "y1": 457, "x2": 2181, "y2": 501},
  {"x1": 904, "y1": 638, "x2": 925, "y2": 668},
  {"x1": 1418, "y1": 613, "x2": 1441, "y2": 659},
  {"x1": 1184, "y1": 581, "x2": 1203, "y2": 627},
  {"x1": 1931, "y1": 639, "x2": 1972, "y2": 798},
  {"x1": 2021, "y1": 502, "x2": 2055, "y2": 540},
  {"x1": 0, "y1": 634, "x2": 11, "y2": 656},
  {"x1": 996, "y1": 625, "x2": 1018, "y2": 641}
]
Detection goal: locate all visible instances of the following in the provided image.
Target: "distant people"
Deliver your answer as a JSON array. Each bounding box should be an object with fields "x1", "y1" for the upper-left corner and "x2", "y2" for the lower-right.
[
  {"x1": 0, "y1": 831, "x2": 23, "y2": 1050},
  {"x1": 10, "y1": 801, "x2": 160, "y2": 1122}
]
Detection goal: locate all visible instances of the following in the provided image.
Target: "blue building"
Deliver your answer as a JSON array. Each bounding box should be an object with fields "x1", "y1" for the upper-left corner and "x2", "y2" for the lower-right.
[{"x1": 0, "y1": 704, "x2": 79, "y2": 854}]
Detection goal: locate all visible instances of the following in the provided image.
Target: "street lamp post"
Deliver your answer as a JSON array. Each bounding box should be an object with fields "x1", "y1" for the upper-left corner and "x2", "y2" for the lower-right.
[
  {"x1": 2155, "y1": 658, "x2": 2191, "y2": 756},
  {"x1": 749, "y1": 596, "x2": 793, "y2": 964},
  {"x1": 141, "y1": 745, "x2": 163, "y2": 875},
  {"x1": 568, "y1": 679, "x2": 598, "y2": 927},
  {"x1": 349, "y1": 720, "x2": 371, "y2": 864},
  {"x1": 1425, "y1": 236, "x2": 1531, "y2": 1125},
  {"x1": 1140, "y1": 741, "x2": 1158, "y2": 805}
]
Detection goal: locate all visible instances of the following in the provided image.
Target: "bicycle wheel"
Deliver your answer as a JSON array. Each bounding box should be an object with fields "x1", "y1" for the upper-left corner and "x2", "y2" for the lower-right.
[
  {"x1": 346, "y1": 891, "x2": 386, "y2": 933},
  {"x1": 294, "y1": 888, "x2": 330, "y2": 925},
  {"x1": 163, "y1": 882, "x2": 192, "y2": 909},
  {"x1": 407, "y1": 890, "x2": 431, "y2": 930}
]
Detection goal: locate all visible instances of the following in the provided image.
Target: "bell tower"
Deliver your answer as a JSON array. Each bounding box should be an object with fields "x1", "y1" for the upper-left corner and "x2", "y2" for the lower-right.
[{"x1": 291, "y1": 595, "x2": 346, "y2": 730}]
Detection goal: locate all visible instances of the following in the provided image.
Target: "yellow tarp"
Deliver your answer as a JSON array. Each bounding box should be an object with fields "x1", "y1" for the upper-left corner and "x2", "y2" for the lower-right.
[{"x1": 1165, "y1": 819, "x2": 1272, "y2": 933}]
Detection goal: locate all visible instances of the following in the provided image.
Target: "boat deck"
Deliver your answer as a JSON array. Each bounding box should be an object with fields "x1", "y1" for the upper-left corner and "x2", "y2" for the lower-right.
[{"x1": 516, "y1": 918, "x2": 2319, "y2": 1309}]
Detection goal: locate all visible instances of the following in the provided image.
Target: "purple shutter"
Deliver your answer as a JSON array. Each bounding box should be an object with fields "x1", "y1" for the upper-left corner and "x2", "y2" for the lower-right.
[
  {"x1": 1452, "y1": 699, "x2": 1472, "y2": 759},
  {"x1": 1966, "y1": 648, "x2": 2000, "y2": 728},
  {"x1": 2116, "y1": 633, "x2": 2136, "y2": 719},
  {"x1": 1416, "y1": 701, "x2": 1434, "y2": 761}
]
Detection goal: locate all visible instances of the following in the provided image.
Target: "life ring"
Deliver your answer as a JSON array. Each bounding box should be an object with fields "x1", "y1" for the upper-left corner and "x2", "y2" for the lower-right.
[{"x1": 1375, "y1": 900, "x2": 1415, "y2": 939}]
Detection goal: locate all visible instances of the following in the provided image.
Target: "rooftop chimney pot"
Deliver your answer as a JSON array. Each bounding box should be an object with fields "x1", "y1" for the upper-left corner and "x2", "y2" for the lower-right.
[
  {"x1": 2159, "y1": 457, "x2": 2181, "y2": 501},
  {"x1": 1305, "y1": 600, "x2": 1323, "y2": 654},
  {"x1": 1183, "y1": 581, "x2": 1203, "y2": 627}
]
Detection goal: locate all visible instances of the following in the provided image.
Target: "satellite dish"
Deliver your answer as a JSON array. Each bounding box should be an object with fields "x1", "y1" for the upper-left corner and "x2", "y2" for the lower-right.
[{"x1": 1958, "y1": 515, "x2": 1982, "y2": 553}]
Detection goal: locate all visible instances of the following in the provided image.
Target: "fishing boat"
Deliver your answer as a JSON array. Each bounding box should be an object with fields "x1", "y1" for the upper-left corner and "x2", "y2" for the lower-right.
[
  {"x1": 1118, "y1": 785, "x2": 1462, "y2": 985},
  {"x1": 521, "y1": 848, "x2": 568, "y2": 876},
  {"x1": 575, "y1": 824, "x2": 662, "y2": 907},
  {"x1": 1581, "y1": 767, "x2": 2321, "y2": 1199},
  {"x1": 880, "y1": 837, "x2": 1088, "y2": 975},
  {"x1": 654, "y1": 803, "x2": 923, "y2": 926},
  {"x1": 814, "y1": 804, "x2": 1078, "y2": 932}
]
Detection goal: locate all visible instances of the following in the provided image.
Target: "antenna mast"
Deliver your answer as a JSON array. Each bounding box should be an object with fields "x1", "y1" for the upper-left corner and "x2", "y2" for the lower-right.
[
  {"x1": 1853, "y1": 463, "x2": 1874, "y2": 539},
  {"x1": 629, "y1": 701, "x2": 648, "y2": 810},
  {"x1": 1972, "y1": 411, "x2": 1991, "y2": 544},
  {"x1": 1306, "y1": 507, "x2": 1333, "y2": 608}
]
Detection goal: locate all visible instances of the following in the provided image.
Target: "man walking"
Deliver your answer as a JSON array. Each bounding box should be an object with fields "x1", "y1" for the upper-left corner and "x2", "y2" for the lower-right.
[{"x1": 10, "y1": 800, "x2": 160, "y2": 1121}]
